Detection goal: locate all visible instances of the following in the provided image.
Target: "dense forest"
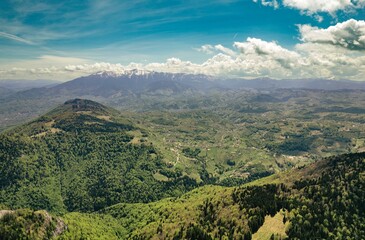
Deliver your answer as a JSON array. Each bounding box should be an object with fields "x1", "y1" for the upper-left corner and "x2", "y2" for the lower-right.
[
  {"x1": 285, "y1": 153, "x2": 365, "y2": 239},
  {"x1": 2, "y1": 151, "x2": 361, "y2": 239},
  {"x1": 117, "y1": 152, "x2": 365, "y2": 239},
  {"x1": 0, "y1": 100, "x2": 199, "y2": 213}
]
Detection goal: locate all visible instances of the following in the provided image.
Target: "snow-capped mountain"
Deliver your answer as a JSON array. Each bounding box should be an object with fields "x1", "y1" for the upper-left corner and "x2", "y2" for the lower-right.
[
  {"x1": 92, "y1": 69, "x2": 155, "y2": 78},
  {"x1": 11, "y1": 70, "x2": 365, "y2": 102},
  {"x1": 47, "y1": 70, "x2": 217, "y2": 97}
]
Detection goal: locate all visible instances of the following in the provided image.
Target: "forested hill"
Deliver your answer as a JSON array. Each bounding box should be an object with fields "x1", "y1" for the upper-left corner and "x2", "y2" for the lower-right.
[
  {"x1": 1, "y1": 151, "x2": 363, "y2": 239},
  {"x1": 6, "y1": 98, "x2": 131, "y2": 136},
  {"x1": 0, "y1": 99, "x2": 198, "y2": 213},
  {"x1": 94, "y1": 152, "x2": 364, "y2": 239}
]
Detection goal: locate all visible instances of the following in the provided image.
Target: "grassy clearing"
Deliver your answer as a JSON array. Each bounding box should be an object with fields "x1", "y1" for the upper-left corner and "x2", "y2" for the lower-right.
[{"x1": 253, "y1": 210, "x2": 288, "y2": 240}]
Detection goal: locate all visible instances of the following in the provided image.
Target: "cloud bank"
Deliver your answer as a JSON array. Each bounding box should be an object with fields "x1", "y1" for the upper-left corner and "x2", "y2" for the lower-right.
[{"x1": 1, "y1": 19, "x2": 365, "y2": 81}]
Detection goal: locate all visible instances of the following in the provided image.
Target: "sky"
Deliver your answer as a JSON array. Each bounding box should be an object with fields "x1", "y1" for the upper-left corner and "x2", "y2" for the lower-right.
[{"x1": 0, "y1": 0, "x2": 365, "y2": 81}]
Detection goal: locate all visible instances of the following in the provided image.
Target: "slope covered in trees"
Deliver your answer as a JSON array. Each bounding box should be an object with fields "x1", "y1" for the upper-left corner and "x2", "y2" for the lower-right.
[
  {"x1": 102, "y1": 152, "x2": 364, "y2": 239},
  {"x1": 0, "y1": 209, "x2": 65, "y2": 240},
  {"x1": 2, "y1": 152, "x2": 356, "y2": 239},
  {"x1": 51, "y1": 152, "x2": 363, "y2": 239},
  {"x1": 0, "y1": 99, "x2": 198, "y2": 213},
  {"x1": 285, "y1": 153, "x2": 365, "y2": 239}
]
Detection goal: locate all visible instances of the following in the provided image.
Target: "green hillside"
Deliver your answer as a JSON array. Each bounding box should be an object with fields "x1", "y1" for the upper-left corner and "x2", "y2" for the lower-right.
[
  {"x1": 0, "y1": 99, "x2": 198, "y2": 213},
  {"x1": 2, "y1": 152, "x2": 364, "y2": 239},
  {"x1": 85, "y1": 152, "x2": 363, "y2": 240}
]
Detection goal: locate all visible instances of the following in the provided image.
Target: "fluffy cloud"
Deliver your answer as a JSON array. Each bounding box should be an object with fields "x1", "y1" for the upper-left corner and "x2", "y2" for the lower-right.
[
  {"x1": 196, "y1": 44, "x2": 215, "y2": 54},
  {"x1": 283, "y1": 0, "x2": 358, "y2": 14},
  {"x1": 1, "y1": 20, "x2": 365, "y2": 81},
  {"x1": 234, "y1": 37, "x2": 299, "y2": 59},
  {"x1": 214, "y1": 44, "x2": 237, "y2": 56},
  {"x1": 197, "y1": 44, "x2": 237, "y2": 56},
  {"x1": 253, "y1": 0, "x2": 279, "y2": 9},
  {"x1": 298, "y1": 19, "x2": 365, "y2": 50},
  {"x1": 253, "y1": 0, "x2": 365, "y2": 14}
]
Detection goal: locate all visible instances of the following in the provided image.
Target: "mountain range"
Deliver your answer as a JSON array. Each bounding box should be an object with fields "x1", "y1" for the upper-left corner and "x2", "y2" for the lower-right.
[
  {"x1": 1, "y1": 70, "x2": 364, "y2": 131},
  {"x1": 4, "y1": 71, "x2": 365, "y2": 100}
]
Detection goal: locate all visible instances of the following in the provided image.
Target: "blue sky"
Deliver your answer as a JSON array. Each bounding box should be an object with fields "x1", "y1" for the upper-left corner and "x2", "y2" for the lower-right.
[{"x1": 1, "y1": 0, "x2": 365, "y2": 80}]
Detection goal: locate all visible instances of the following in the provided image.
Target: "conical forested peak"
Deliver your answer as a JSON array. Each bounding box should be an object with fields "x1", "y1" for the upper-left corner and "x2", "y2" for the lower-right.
[
  {"x1": 63, "y1": 98, "x2": 110, "y2": 113},
  {"x1": 10, "y1": 99, "x2": 133, "y2": 136},
  {"x1": 42, "y1": 98, "x2": 119, "y2": 119}
]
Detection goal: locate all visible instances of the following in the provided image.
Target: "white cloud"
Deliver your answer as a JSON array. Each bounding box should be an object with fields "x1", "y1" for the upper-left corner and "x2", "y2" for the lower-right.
[
  {"x1": 196, "y1": 44, "x2": 237, "y2": 56},
  {"x1": 196, "y1": 44, "x2": 215, "y2": 54},
  {"x1": 2, "y1": 20, "x2": 365, "y2": 81},
  {"x1": 298, "y1": 19, "x2": 365, "y2": 50},
  {"x1": 253, "y1": 0, "x2": 365, "y2": 15},
  {"x1": 283, "y1": 0, "x2": 354, "y2": 14},
  {"x1": 214, "y1": 44, "x2": 237, "y2": 56},
  {"x1": 234, "y1": 37, "x2": 299, "y2": 58},
  {"x1": 253, "y1": 0, "x2": 279, "y2": 9}
]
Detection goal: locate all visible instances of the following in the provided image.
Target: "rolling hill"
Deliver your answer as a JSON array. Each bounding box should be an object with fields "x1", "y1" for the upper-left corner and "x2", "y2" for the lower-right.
[
  {"x1": 0, "y1": 99, "x2": 198, "y2": 213},
  {"x1": 1, "y1": 151, "x2": 364, "y2": 239},
  {"x1": 0, "y1": 87, "x2": 13, "y2": 99}
]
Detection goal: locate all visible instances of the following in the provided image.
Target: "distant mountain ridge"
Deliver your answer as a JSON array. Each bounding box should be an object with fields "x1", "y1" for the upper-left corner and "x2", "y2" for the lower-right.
[
  {"x1": 4, "y1": 71, "x2": 365, "y2": 101},
  {"x1": 0, "y1": 79, "x2": 61, "y2": 91},
  {"x1": 235, "y1": 78, "x2": 365, "y2": 91},
  {"x1": 56, "y1": 71, "x2": 365, "y2": 93},
  {"x1": 50, "y1": 70, "x2": 215, "y2": 97}
]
